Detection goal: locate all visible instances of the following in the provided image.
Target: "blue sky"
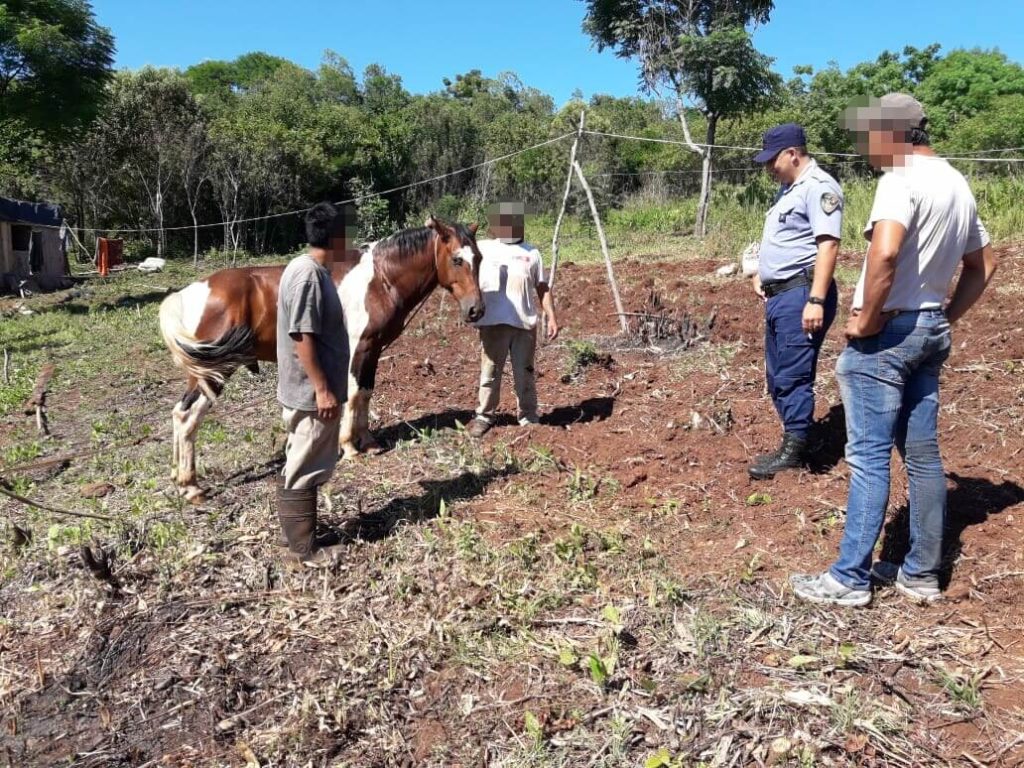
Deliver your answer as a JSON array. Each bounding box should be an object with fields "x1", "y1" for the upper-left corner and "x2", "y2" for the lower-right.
[{"x1": 92, "y1": 0, "x2": 1024, "y2": 105}]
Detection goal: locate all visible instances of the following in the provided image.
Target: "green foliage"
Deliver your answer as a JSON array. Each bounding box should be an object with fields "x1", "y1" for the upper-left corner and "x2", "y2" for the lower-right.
[
  {"x1": 350, "y1": 178, "x2": 394, "y2": 241},
  {"x1": 7, "y1": 27, "x2": 1024, "y2": 257},
  {"x1": 916, "y1": 49, "x2": 1024, "y2": 140},
  {"x1": 0, "y1": 0, "x2": 114, "y2": 136},
  {"x1": 566, "y1": 340, "x2": 601, "y2": 370}
]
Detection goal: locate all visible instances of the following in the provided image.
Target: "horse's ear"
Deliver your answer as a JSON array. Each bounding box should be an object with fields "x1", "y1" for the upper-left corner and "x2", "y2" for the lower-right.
[
  {"x1": 425, "y1": 214, "x2": 452, "y2": 241},
  {"x1": 467, "y1": 222, "x2": 479, "y2": 236}
]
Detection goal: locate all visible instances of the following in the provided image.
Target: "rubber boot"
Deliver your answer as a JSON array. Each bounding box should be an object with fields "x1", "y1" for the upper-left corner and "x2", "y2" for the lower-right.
[
  {"x1": 272, "y1": 475, "x2": 289, "y2": 547},
  {"x1": 748, "y1": 433, "x2": 807, "y2": 480},
  {"x1": 276, "y1": 484, "x2": 318, "y2": 560},
  {"x1": 275, "y1": 482, "x2": 344, "y2": 563}
]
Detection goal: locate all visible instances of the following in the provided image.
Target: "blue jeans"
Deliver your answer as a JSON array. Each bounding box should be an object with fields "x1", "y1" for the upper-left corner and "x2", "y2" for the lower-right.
[
  {"x1": 764, "y1": 281, "x2": 837, "y2": 438},
  {"x1": 830, "y1": 310, "x2": 952, "y2": 589}
]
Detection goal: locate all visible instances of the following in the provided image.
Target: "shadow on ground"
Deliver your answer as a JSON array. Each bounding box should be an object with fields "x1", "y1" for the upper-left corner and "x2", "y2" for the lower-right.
[
  {"x1": 879, "y1": 473, "x2": 1024, "y2": 586},
  {"x1": 340, "y1": 465, "x2": 519, "y2": 542}
]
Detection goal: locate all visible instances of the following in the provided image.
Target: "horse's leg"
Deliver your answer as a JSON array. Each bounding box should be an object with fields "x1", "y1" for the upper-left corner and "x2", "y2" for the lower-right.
[
  {"x1": 354, "y1": 347, "x2": 382, "y2": 453},
  {"x1": 177, "y1": 382, "x2": 219, "y2": 503},
  {"x1": 171, "y1": 379, "x2": 200, "y2": 483},
  {"x1": 340, "y1": 336, "x2": 370, "y2": 459},
  {"x1": 339, "y1": 371, "x2": 361, "y2": 460},
  {"x1": 339, "y1": 336, "x2": 382, "y2": 456}
]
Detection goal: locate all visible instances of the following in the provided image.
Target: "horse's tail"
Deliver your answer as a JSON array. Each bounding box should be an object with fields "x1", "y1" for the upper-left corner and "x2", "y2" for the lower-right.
[{"x1": 159, "y1": 290, "x2": 256, "y2": 400}]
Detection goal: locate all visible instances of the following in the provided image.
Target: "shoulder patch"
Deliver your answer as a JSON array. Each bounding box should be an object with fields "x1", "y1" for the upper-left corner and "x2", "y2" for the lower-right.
[{"x1": 820, "y1": 192, "x2": 841, "y2": 215}]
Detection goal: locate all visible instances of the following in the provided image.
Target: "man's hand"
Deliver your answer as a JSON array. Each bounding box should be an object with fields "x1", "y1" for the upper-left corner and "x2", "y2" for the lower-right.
[
  {"x1": 844, "y1": 309, "x2": 891, "y2": 339},
  {"x1": 545, "y1": 313, "x2": 559, "y2": 341},
  {"x1": 752, "y1": 274, "x2": 766, "y2": 301},
  {"x1": 315, "y1": 387, "x2": 340, "y2": 421},
  {"x1": 802, "y1": 302, "x2": 824, "y2": 334}
]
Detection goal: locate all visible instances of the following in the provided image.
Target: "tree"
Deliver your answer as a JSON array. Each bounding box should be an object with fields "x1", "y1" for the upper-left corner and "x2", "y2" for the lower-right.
[
  {"x1": 184, "y1": 51, "x2": 290, "y2": 109},
  {"x1": 179, "y1": 119, "x2": 211, "y2": 264},
  {"x1": 103, "y1": 68, "x2": 205, "y2": 257},
  {"x1": 318, "y1": 50, "x2": 360, "y2": 106},
  {"x1": 916, "y1": 49, "x2": 1024, "y2": 141},
  {"x1": 0, "y1": 0, "x2": 114, "y2": 136},
  {"x1": 943, "y1": 94, "x2": 1024, "y2": 156},
  {"x1": 581, "y1": 0, "x2": 779, "y2": 236}
]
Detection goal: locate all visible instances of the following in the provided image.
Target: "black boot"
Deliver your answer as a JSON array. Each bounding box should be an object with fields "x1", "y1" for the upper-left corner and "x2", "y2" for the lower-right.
[
  {"x1": 748, "y1": 433, "x2": 807, "y2": 479},
  {"x1": 750, "y1": 440, "x2": 785, "y2": 469},
  {"x1": 276, "y1": 484, "x2": 319, "y2": 559}
]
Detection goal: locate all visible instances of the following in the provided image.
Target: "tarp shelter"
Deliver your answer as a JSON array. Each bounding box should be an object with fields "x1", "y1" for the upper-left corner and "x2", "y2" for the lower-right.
[{"x1": 0, "y1": 196, "x2": 72, "y2": 294}]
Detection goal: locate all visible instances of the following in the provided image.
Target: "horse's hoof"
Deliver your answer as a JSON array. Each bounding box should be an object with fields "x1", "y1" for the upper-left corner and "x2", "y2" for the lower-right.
[{"x1": 178, "y1": 484, "x2": 206, "y2": 505}]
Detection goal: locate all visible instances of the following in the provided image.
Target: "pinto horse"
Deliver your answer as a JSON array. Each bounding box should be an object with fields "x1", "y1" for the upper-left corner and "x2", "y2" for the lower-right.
[{"x1": 159, "y1": 216, "x2": 485, "y2": 502}]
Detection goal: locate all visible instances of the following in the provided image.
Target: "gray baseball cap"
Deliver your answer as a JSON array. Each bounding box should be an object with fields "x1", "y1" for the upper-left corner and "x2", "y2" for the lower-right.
[{"x1": 841, "y1": 93, "x2": 927, "y2": 133}]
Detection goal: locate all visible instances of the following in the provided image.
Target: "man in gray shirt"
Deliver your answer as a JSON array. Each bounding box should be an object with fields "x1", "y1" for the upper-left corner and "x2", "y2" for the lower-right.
[
  {"x1": 275, "y1": 202, "x2": 350, "y2": 564},
  {"x1": 791, "y1": 94, "x2": 997, "y2": 606}
]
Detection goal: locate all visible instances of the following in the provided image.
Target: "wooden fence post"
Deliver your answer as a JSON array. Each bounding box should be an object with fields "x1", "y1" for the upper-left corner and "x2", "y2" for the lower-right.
[{"x1": 572, "y1": 159, "x2": 628, "y2": 333}]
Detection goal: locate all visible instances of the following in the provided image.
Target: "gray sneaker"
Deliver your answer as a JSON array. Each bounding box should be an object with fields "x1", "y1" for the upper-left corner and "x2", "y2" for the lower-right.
[
  {"x1": 790, "y1": 571, "x2": 871, "y2": 607},
  {"x1": 871, "y1": 561, "x2": 942, "y2": 603}
]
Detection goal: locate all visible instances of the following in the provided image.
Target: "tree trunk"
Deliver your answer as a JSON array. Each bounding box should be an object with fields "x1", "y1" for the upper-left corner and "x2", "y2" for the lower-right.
[
  {"x1": 695, "y1": 114, "x2": 718, "y2": 238},
  {"x1": 191, "y1": 205, "x2": 199, "y2": 266},
  {"x1": 550, "y1": 110, "x2": 585, "y2": 292},
  {"x1": 155, "y1": 184, "x2": 164, "y2": 258}
]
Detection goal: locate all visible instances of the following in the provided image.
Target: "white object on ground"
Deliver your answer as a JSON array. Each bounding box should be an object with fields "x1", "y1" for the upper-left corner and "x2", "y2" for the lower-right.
[
  {"x1": 740, "y1": 241, "x2": 760, "y2": 277},
  {"x1": 138, "y1": 257, "x2": 166, "y2": 273}
]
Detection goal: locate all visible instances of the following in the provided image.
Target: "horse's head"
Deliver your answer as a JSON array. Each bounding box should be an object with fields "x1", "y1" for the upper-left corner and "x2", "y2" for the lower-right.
[{"x1": 425, "y1": 215, "x2": 485, "y2": 323}]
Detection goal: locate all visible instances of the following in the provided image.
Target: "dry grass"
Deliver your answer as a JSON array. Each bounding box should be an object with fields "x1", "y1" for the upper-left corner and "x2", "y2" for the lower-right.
[{"x1": 1, "y1": 259, "x2": 1023, "y2": 767}]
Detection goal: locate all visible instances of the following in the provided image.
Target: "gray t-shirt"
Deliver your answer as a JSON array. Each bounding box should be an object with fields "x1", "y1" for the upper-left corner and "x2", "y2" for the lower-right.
[{"x1": 276, "y1": 254, "x2": 348, "y2": 411}]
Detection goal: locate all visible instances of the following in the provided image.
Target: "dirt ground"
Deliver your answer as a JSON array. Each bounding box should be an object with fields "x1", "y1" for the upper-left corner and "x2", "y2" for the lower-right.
[{"x1": 1, "y1": 246, "x2": 1023, "y2": 767}]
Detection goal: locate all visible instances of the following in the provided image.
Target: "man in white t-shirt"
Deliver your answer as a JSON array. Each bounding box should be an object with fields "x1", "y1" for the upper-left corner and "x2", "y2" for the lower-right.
[
  {"x1": 466, "y1": 202, "x2": 559, "y2": 438},
  {"x1": 791, "y1": 94, "x2": 998, "y2": 607}
]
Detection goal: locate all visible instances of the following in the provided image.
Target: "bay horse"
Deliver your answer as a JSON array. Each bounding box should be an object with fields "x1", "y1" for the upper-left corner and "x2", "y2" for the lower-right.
[{"x1": 159, "y1": 215, "x2": 485, "y2": 502}]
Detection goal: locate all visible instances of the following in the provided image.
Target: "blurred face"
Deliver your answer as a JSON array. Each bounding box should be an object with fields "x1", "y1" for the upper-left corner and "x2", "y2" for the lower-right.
[
  {"x1": 488, "y1": 213, "x2": 525, "y2": 241},
  {"x1": 327, "y1": 220, "x2": 358, "y2": 255},
  {"x1": 766, "y1": 147, "x2": 801, "y2": 185},
  {"x1": 856, "y1": 127, "x2": 911, "y2": 170}
]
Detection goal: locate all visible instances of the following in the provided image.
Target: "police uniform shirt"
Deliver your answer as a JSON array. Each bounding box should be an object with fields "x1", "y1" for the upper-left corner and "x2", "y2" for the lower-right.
[{"x1": 758, "y1": 159, "x2": 843, "y2": 283}]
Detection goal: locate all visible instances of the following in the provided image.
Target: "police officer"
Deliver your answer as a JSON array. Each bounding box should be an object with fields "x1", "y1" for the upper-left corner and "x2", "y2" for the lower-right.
[{"x1": 748, "y1": 123, "x2": 842, "y2": 479}]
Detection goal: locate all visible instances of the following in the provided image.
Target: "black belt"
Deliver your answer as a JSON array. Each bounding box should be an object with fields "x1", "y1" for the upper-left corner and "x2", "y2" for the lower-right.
[{"x1": 763, "y1": 270, "x2": 814, "y2": 299}]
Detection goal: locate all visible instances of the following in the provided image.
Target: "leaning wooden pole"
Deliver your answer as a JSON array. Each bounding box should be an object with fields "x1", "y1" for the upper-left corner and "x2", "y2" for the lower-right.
[
  {"x1": 572, "y1": 159, "x2": 628, "y2": 334},
  {"x1": 549, "y1": 110, "x2": 585, "y2": 292}
]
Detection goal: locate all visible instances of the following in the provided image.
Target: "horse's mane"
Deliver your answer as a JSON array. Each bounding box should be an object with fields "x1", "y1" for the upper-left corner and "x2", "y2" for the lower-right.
[
  {"x1": 372, "y1": 226, "x2": 434, "y2": 263},
  {"x1": 371, "y1": 220, "x2": 475, "y2": 264}
]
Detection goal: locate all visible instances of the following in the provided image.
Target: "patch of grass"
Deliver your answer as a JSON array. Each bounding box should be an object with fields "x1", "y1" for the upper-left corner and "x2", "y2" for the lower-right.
[
  {"x1": 562, "y1": 339, "x2": 609, "y2": 382},
  {"x1": 934, "y1": 665, "x2": 985, "y2": 711},
  {"x1": 0, "y1": 372, "x2": 34, "y2": 417},
  {"x1": 566, "y1": 466, "x2": 600, "y2": 503},
  {"x1": 2, "y1": 441, "x2": 43, "y2": 465}
]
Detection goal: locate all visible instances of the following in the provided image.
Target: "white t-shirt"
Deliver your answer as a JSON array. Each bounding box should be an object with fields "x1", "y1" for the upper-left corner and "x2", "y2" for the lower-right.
[
  {"x1": 473, "y1": 239, "x2": 545, "y2": 330},
  {"x1": 854, "y1": 154, "x2": 989, "y2": 311}
]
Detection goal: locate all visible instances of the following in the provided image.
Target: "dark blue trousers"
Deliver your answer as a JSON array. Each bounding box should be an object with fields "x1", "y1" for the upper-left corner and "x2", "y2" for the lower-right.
[{"x1": 764, "y1": 281, "x2": 837, "y2": 439}]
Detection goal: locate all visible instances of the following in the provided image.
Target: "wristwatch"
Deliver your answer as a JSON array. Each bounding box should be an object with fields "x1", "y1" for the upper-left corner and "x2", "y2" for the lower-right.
[{"x1": 807, "y1": 296, "x2": 826, "y2": 306}]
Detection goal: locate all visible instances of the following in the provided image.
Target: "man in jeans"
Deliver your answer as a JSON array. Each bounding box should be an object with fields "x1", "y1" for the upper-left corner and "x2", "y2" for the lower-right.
[
  {"x1": 791, "y1": 94, "x2": 997, "y2": 606},
  {"x1": 275, "y1": 202, "x2": 351, "y2": 564},
  {"x1": 466, "y1": 202, "x2": 558, "y2": 438}
]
